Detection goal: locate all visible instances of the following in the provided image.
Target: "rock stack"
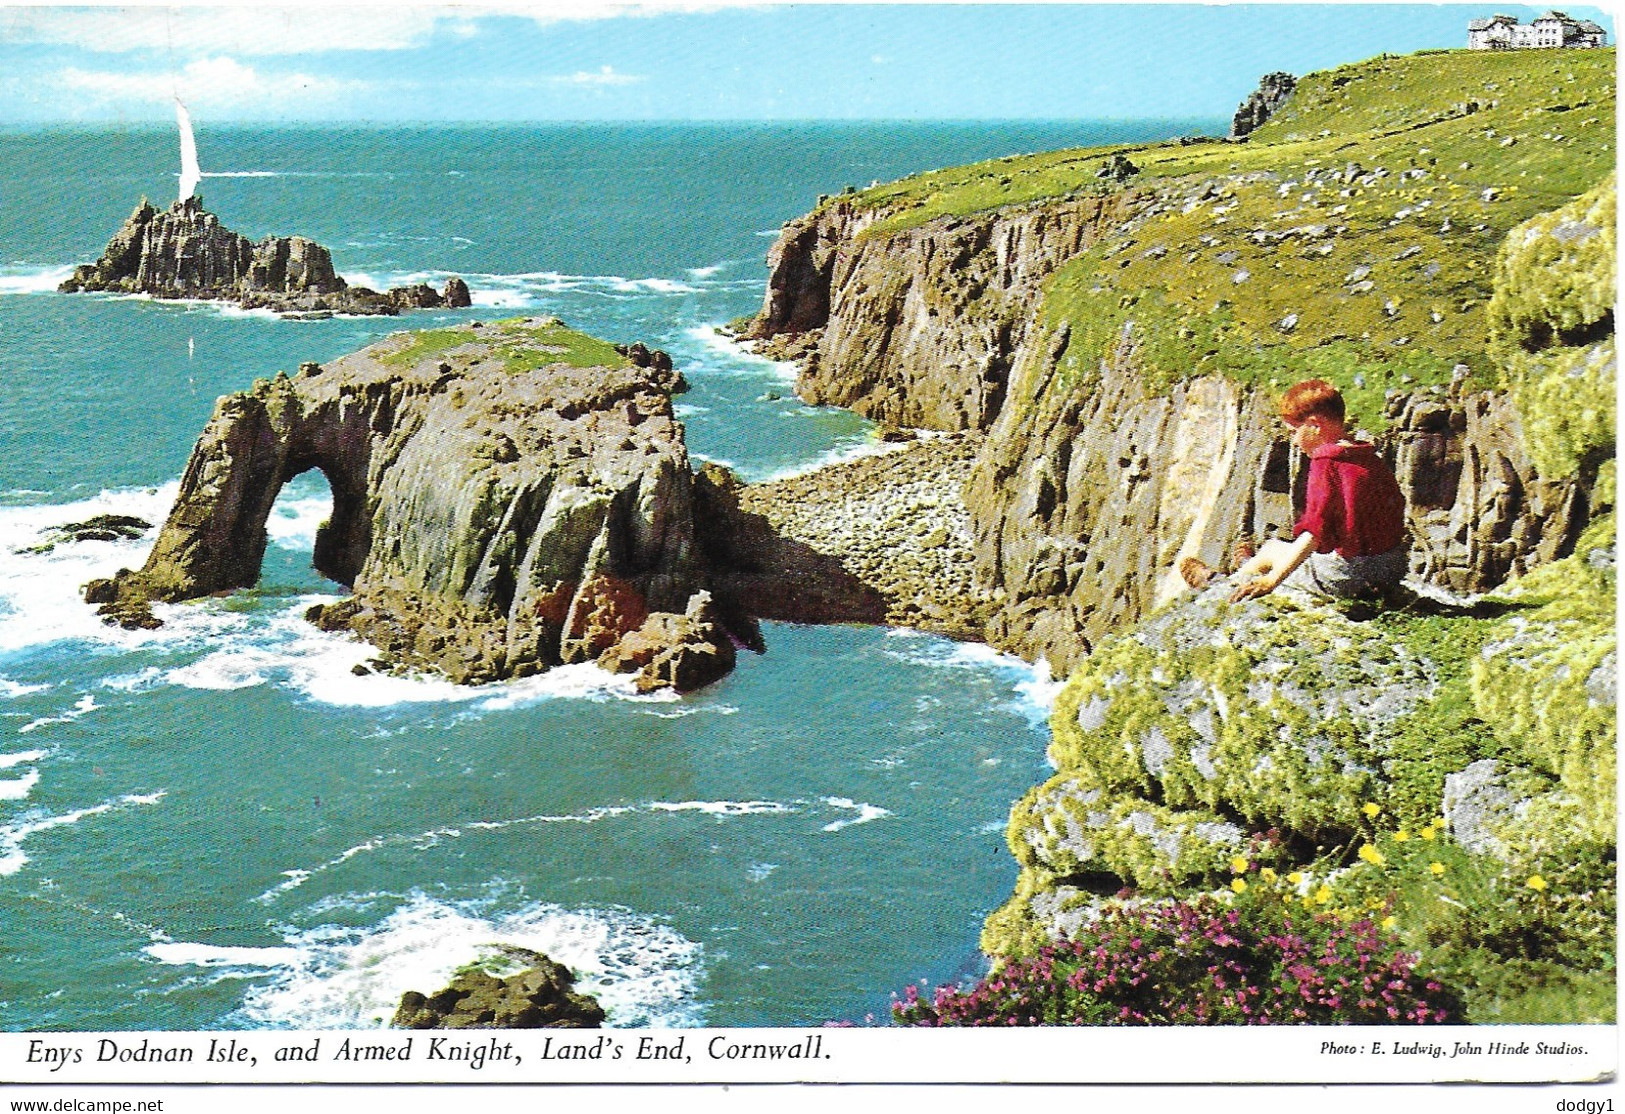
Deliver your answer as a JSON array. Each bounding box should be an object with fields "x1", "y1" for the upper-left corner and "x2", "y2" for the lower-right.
[{"x1": 60, "y1": 196, "x2": 472, "y2": 317}]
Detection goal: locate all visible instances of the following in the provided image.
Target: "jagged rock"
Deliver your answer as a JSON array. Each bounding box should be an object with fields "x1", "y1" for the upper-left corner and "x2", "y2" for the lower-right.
[
  {"x1": 60, "y1": 196, "x2": 473, "y2": 317},
  {"x1": 443, "y1": 276, "x2": 473, "y2": 308},
  {"x1": 597, "y1": 589, "x2": 737, "y2": 693},
  {"x1": 749, "y1": 193, "x2": 1145, "y2": 431},
  {"x1": 393, "y1": 950, "x2": 605, "y2": 1029},
  {"x1": 16, "y1": 514, "x2": 150, "y2": 555},
  {"x1": 1229, "y1": 72, "x2": 1298, "y2": 139},
  {"x1": 86, "y1": 318, "x2": 721, "y2": 689}
]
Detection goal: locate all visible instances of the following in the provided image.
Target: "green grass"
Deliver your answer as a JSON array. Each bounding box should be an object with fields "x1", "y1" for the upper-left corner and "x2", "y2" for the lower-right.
[{"x1": 377, "y1": 318, "x2": 632, "y2": 373}]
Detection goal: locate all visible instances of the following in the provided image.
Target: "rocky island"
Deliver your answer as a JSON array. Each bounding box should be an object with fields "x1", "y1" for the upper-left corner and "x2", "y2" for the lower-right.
[
  {"x1": 59, "y1": 195, "x2": 473, "y2": 317},
  {"x1": 743, "y1": 46, "x2": 1616, "y2": 1025},
  {"x1": 85, "y1": 317, "x2": 737, "y2": 693}
]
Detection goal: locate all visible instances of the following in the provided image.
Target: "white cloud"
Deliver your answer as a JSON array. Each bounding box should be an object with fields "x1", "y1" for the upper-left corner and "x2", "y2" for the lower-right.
[
  {"x1": 553, "y1": 65, "x2": 644, "y2": 87},
  {"x1": 7, "y1": 2, "x2": 761, "y2": 56},
  {"x1": 11, "y1": 7, "x2": 457, "y2": 56},
  {"x1": 56, "y1": 56, "x2": 368, "y2": 111}
]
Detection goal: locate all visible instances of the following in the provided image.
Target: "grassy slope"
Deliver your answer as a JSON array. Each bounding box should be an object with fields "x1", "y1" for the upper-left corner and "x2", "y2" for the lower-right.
[
  {"x1": 377, "y1": 317, "x2": 632, "y2": 373},
  {"x1": 841, "y1": 48, "x2": 1614, "y2": 431}
]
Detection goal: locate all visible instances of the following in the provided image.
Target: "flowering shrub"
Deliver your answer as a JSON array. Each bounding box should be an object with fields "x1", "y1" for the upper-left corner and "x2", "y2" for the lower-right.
[{"x1": 894, "y1": 895, "x2": 1457, "y2": 1026}]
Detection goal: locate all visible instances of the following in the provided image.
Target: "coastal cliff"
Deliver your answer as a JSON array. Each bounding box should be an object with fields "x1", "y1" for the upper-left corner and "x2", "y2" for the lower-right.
[
  {"x1": 749, "y1": 47, "x2": 1615, "y2": 1023},
  {"x1": 85, "y1": 318, "x2": 733, "y2": 692},
  {"x1": 60, "y1": 196, "x2": 473, "y2": 317},
  {"x1": 751, "y1": 47, "x2": 1614, "y2": 676}
]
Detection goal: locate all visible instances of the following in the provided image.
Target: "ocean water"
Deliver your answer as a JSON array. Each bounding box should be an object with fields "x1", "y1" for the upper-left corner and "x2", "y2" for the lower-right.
[{"x1": 0, "y1": 121, "x2": 1205, "y2": 1029}]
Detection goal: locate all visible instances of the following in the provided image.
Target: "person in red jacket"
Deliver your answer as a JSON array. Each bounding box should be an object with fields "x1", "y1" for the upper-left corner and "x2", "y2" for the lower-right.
[{"x1": 1183, "y1": 379, "x2": 1409, "y2": 602}]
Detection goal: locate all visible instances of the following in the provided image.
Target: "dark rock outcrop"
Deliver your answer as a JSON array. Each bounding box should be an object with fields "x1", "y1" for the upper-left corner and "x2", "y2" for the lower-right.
[
  {"x1": 84, "y1": 317, "x2": 735, "y2": 690},
  {"x1": 393, "y1": 951, "x2": 605, "y2": 1029},
  {"x1": 1229, "y1": 72, "x2": 1297, "y2": 139},
  {"x1": 16, "y1": 514, "x2": 151, "y2": 555},
  {"x1": 60, "y1": 197, "x2": 473, "y2": 317}
]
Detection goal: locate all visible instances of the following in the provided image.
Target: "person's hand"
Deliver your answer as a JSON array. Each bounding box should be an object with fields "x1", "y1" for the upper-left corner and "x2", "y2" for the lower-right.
[{"x1": 1230, "y1": 573, "x2": 1279, "y2": 602}]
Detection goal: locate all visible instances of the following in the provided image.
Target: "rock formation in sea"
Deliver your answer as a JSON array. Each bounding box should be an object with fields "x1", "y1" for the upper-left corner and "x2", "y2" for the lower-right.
[
  {"x1": 59, "y1": 196, "x2": 473, "y2": 317},
  {"x1": 393, "y1": 950, "x2": 606, "y2": 1029},
  {"x1": 1229, "y1": 71, "x2": 1298, "y2": 139},
  {"x1": 84, "y1": 317, "x2": 735, "y2": 692}
]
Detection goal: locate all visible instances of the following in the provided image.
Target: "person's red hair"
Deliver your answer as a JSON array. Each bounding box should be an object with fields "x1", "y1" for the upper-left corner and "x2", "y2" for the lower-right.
[{"x1": 1279, "y1": 379, "x2": 1345, "y2": 425}]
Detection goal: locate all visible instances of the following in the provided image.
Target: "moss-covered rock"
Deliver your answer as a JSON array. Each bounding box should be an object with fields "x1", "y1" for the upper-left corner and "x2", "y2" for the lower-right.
[
  {"x1": 1471, "y1": 513, "x2": 1616, "y2": 840},
  {"x1": 1488, "y1": 175, "x2": 1616, "y2": 355},
  {"x1": 1046, "y1": 586, "x2": 1433, "y2": 845}
]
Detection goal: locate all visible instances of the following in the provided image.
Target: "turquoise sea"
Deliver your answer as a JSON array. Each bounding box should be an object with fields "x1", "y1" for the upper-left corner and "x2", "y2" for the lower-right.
[{"x1": 0, "y1": 121, "x2": 1213, "y2": 1029}]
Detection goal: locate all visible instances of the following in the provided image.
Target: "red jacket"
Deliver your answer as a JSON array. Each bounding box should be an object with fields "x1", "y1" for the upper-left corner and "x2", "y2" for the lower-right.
[{"x1": 1294, "y1": 441, "x2": 1407, "y2": 557}]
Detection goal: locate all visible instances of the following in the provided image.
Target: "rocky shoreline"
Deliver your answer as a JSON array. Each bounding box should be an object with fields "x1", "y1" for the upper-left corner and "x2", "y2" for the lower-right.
[{"x1": 734, "y1": 433, "x2": 995, "y2": 641}]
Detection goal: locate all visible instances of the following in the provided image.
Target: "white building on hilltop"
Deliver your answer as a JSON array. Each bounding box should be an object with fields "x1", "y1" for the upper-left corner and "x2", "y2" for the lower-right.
[{"x1": 1468, "y1": 11, "x2": 1608, "y2": 48}]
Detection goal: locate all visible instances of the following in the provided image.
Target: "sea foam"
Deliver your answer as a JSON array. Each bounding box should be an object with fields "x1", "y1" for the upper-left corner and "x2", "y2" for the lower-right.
[{"x1": 168, "y1": 890, "x2": 708, "y2": 1028}]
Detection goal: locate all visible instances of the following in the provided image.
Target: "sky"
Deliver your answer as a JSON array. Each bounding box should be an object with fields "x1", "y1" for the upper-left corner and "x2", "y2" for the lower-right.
[{"x1": 0, "y1": 2, "x2": 1615, "y2": 124}]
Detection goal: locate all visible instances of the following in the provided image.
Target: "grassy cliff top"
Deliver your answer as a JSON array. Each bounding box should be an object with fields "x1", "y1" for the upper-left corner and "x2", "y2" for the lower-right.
[
  {"x1": 839, "y1": 47, "x2": 1612, "y2": 430},
  {"x1": 377, "y1": 316, "x2": 632, "y2": 373},
  {"x1": 850, "y1": 48, "x2": 1613, "y2": 237}
]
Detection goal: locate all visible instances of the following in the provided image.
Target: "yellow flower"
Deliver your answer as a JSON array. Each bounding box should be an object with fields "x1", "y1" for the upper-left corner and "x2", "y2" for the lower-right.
[
  {"x1": 1419, "y1": 826, "x2": 1436, "y2": 842},
  {"x1": 1230, "y1": 855, "x2": 1250, "y2": 874},
  {"x1": 1231, "y1": 878, "x2": 1248, "y2": 894},
  {"x1": 1393, "y1": 829, "x2": 1409, "y2": 842},
  {"x1": 1430, "y1": 862, "x2": 1446, "y2": 876},
  {"x1": 1287, "y1": 871, "x2": 1305, "y2": 886},
  {"x1": 1362, "y1": 802, "x2": 1381, "y2": 819},
  {"x1": 1381, "y1": 915, "x2": 1397, "y2": 930},
  {"x1": 1259, "y1": 867, "x2": 1278, "y2": 883},
  {"x1": 1527, "y1": 875, "x2": 1548, "y2": 892},
  {"x1": 1314, "y1": 885, "x2": 1333, "y2": 904},
  {"x1": 1358, "y1": 844, "x2": 1386, "y2": 867},
  {"x1": 1282, "y1": 893, "x2": 1294, "y2": 904}
]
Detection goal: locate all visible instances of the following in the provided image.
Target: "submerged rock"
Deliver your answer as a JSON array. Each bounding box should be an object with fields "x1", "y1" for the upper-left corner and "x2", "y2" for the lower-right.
[
  {"x1": 15, "y1": 514, "x2": 151, "y2": 555},
  {"x1": 59, "y1": 196, "x2": 473, "y2": 317}
]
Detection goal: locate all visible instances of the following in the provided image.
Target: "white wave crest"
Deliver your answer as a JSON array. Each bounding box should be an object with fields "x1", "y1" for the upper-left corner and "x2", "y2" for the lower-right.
[
  {"x1": 0, "y1": 768, "x2": 41, "y2": 801},
  {"x1": 19, "y1": 693, "x2": 98, "y2": 735},
  {"x1": 0, "y1": 678, "x2": 48, "y2": 700},
  {"x1": 0, "y1": 265, "x2": 77, "y2": 295},
  {"x1": 820, "y1": 796, "x2": 892, "y2": 833},
  {"x1": 0, "y1": 749, "x2": 46, "y2": 769},
  {"x1": 178, "y1": 891, "x2": 706, "y2": 1028},
  {"x1": 0, "y1": 485, "x2": 181, "y2": 655},
  {"x1": 0, "y1": 790, "x2": 166, "y2": 877}
]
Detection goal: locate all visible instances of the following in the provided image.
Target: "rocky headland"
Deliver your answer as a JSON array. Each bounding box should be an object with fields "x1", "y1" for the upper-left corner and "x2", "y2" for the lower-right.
[
  {"x1": 745, "y1": 47, "x2": 1616, "y2": 1023},
  {"x1": 59, "y1": 196, "x2": 473, "y2": 318},
  {"x1": 85, "y1": 316, "x2": 735, "y2": 692}
]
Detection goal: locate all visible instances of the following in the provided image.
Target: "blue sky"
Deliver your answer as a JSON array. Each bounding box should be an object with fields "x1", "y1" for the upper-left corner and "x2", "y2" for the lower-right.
[{"x1": 0, "y1": 3, "x2": 1615, "y2": 123}]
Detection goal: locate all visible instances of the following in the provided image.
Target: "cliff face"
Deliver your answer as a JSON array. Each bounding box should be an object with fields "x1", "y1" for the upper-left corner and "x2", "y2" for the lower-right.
[
  {"x1": 60, "y1": 197, "x2": 473, "y2": 317},
  {"x1": 751, "y1": 193, "x2": 1144, "y2": 431},
  {"x1": 86, "y1": 318, "x2": 730, "y2": 691}
]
